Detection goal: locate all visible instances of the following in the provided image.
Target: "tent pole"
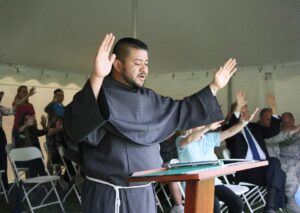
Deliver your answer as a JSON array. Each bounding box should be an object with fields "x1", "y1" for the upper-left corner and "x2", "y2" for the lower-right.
[
  {"x1": 227, "y1": 79, "x2": 233, "y2": 112},
  {"x1": 132, "y1": 0, "x2": 137, "y2": 38}
]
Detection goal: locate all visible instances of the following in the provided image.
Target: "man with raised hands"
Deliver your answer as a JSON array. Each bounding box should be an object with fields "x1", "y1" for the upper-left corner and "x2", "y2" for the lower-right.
[{"x1": 64, "y1": 33, "x2": 237, "y2": 213}]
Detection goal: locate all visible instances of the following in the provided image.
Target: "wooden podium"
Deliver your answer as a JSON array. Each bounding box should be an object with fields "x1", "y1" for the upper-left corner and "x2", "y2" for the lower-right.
[{"x1": 128, "y1": 160, "x2": 268, "y2": 213}]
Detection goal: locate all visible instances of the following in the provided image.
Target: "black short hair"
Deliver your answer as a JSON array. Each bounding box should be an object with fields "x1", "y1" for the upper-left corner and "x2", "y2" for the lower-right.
[
  {"x1": 259, "y1": 108, "x2": 271, "y2": 118},
  {"x1": 54, "y1": 89, "x2": 63, "y2": 95},
  {"x1": 112, "y1": 37, "x2": 148, "y2": 61},
  {"x1": 17, "y1": 85, "x2": 27, "y2": 93}
]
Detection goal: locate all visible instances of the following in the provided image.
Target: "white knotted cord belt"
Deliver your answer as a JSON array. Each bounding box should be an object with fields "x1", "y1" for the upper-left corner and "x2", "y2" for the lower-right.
[{"x1": 86, "y1": 176, "x2": 153, "y2": 213}]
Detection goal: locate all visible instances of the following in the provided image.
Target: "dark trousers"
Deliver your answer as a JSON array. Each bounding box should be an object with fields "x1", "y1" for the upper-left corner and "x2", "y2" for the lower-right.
[
  {"x1": 0, "y1": 128, "x2": 8, "y2": 189},
  {"x1": 235, "y1": 157, "x2": 286, "y2": 209},
  {"x1": 214, "y1": 185, "x2": 244, "y2": 213},
  {"x1": 16, "y1": 158, "x2": 47, "y2": 178}
]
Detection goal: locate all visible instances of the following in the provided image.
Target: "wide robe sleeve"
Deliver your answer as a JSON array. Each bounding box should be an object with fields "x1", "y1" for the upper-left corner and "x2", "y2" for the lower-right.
[
  {"x1": 63, "y1": 80, "x2": 110, "y2": 151},
  {"x1": 106, "y1": 86, "x2": 224, "y2": 145}
]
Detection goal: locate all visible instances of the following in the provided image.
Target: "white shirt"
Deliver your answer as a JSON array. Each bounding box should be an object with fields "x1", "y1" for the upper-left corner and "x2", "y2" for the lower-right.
[{"x1": 234, "y1": 111, "x2": 266, "y2": 160}]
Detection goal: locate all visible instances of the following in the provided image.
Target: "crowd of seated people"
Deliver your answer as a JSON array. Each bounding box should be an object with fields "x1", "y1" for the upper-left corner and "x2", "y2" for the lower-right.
[
  {"x1": 174, "y1": 106, "x2": 258, "y2": 213},
  {"x1": 225, "y1": 91, "x2": 286, "y2": 213},
  {"x1": 159, "y1": 90, "x2": 299, "y2": 213},
  {"x1": 1, "y1": 85, "x2": 300, "y2": 213}
]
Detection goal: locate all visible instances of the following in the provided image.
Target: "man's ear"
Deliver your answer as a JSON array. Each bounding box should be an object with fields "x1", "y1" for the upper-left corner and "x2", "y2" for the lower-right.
[{"x1": 113, "y1": 59, "x2": 122, "y2": 73}]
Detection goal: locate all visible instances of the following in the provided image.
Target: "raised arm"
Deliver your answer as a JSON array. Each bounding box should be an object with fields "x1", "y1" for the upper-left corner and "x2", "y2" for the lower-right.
[
  {"x1": 179, "y1": 121, "x2": 223, "y2": 148},
  {"x1": 265, "y1": 124, "x2": 300, "y2": 145},
  {"x1": 220, "y1": 107, "x2": 259, "y2": 141},
  {"x1": 210, "y1": 58, "x2": 237, "y2": 95},
  {"x1": 40, "y1": 115, "x2": 47, "y2": 131},
  {"x1": 90, "y1": 33, "x2": 116, "y2": 99},
  {"x1": 267, "y1": 93, "x2": 277, "y2": 115},
  {"x1": 13, "y1": 87, "x2": 36, "y2": 109}
]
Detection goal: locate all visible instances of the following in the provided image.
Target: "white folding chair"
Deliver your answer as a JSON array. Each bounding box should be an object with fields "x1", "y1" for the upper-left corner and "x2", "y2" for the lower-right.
[
  {"x1": 0, "y1": 170, "x2": 9, "y2": 203},
  {"x1": 57, "y1": 145, "x2": 81, "y2": 204},
  {"x1": 153, "y1": 182, "x2": 165, "y2": 212},
  {"x1": 43, "y1": 143, "x2": 64, "y2": 176},
  {"x1": 222, "y1": 148, "x2": 266, "y2": 212},
  {"x1": 154, "y1": 159, "x2": 186, "y2": 211},
  {"x1": 155, "y1": 182, "x2": 172, "y2": 209},
  {"x1": 5, "y1": 143, "x2": 29, "y2": 195},
  {"x1": 169, "y1": 159, "x2": 186, "y2": 199},
  {"x1": 9, "y1": 147, "x2": 65, "y2": 213}
]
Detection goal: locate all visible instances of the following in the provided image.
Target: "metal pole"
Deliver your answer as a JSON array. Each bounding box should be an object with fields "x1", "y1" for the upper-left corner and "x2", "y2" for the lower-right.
[
  {"x1": 227, "y1": 79, "x2": 233, "y2": 111},
  {"x1": 132, "y1": 0, "x2": 137, "y2": 38}
]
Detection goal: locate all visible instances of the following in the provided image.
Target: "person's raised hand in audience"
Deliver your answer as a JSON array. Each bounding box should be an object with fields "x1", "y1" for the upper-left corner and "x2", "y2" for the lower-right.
[
  {"x1": 235, "y1": 90, "x2": 247, "y2": 113},
  {"x1": 267, "y1": 93, "x2": 277, "y2": 115}
]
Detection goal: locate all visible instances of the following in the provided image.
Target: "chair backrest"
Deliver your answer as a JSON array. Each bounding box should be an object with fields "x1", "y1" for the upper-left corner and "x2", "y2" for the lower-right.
[
  {"x1": 222, "y1": 148, "x2": 231, "y2": 159},
  {"x1": 5, "y1": 143, "x2": 15, "y2": 154},
  {"x1": 9, "y1": 147, "x2": 43, "y2": 162},
  {"x1": 169, "y1": 158, "x2": 180, "y2": 164},
  {"x1": 58, "y1": 145, "x2": 78, "y2": 180}
]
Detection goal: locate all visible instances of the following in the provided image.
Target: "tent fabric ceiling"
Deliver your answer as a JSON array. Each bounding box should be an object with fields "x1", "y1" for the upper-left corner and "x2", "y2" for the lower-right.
[{"x1": 0, "y1": 0, "x2": 300, "y2": 75}]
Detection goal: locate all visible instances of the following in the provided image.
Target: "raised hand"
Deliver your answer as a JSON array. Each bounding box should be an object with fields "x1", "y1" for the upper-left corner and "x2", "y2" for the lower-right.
[
  {"x1": 40, "y1": 115, "x2": 47, "y2": 127},
  {"x1": 93, "y1": 33, "x2": 116, "y2": 78},
  {"x1": 267, "y1": 93, "x2": 277, "y2": 114},
  {"x1": 206, "y1": 120, "x2": 223, "y2": 131},
  {"x1": 211, "y1": 58, "x2": 237, "y2": 92},
  {"x1": 235, "y1": 90, "x2": 247, "y2": 112},
  {"x1": 28, "y1": 87, "x2": 36, "y2": 97},
  {"x1": 290, "y1": 124, "x2": 300, "y2": 136}
]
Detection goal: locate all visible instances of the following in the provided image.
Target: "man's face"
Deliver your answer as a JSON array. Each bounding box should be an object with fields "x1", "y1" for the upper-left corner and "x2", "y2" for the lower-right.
[
  {"x1": 55, "y1": 91, "x2": 64, "y2": 103},
  {"x1": 241, "y1": 105, "x2": 248, "y2": 114},
  {"x1": 281, "y1": 114, "x2": 295, "y2": 130},
  {"x1": 118, "y1": 48, "x2": 148, "y2": 89},
  {"x1": 259, "y1": 109, "x2": 272, "y2": 127}
]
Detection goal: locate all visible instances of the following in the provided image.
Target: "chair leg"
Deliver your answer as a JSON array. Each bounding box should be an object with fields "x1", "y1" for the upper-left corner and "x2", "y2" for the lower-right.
[
  {"x1": 62, "y1": 185, "x2": 73, "y2": 203},
  {"x1": 7, "y1": 180, "x2": 16, "y2": 195},
  {"x1": 159, "y1": 183, "x2": 172, "y2": 207},
  {"x1": 51, "y1": 181, "x2": 65, "y2": 213},
  {"x1": 0, "y1": 178, "x2": 9, "y2": 203},
  {"x1": 22, "y1": 184, "x2": 35, "y2": 213},
  {"x1": 242, "y1": 194, "x2": 253, "y2": 213},
  {"x1": 155, "y1": 190, "x2": 164, "y2": 212},
  {"x1": 74, "y1": 186, "x2": 82, "y2": 204}
]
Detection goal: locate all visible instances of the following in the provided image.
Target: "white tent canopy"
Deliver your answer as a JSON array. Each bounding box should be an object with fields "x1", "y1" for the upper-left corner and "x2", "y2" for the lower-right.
[
  {"x1": 1, "y1": 0, "x2": 300, "y2": 141},
  {"x1": 0, "y1": 0, "x2": 300, "y2": 73}
]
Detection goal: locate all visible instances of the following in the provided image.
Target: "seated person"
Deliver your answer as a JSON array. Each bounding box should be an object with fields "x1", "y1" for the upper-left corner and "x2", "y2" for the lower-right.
[
  {"x1": 46, "y1": 116, "x2": 64, "y2": 166},
  {"x1": 14, "y1": 113, "x2": 47, "y2": 177},
  {"x1": 265, "y1": 112, "x2": 300, "y2": 212},
  {"x1": 225, "y1": 90, "x2": 286, "y2": 213},
  {"x1": 47, "y1": 116, "x2": 75, "y2": 183},
  {"x1": 257, "y1": 94, "x2": 281, "y2": 138},
  {"x1": 175, "y1": 107, "x2": 258, "y2": 213}
]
